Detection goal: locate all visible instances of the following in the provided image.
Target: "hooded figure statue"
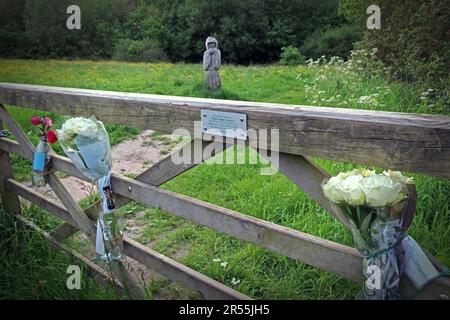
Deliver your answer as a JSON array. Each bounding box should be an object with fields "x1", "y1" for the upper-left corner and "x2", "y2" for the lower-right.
[{"x1": 203, "y1": 36, "x2": 221, "y2": 89}]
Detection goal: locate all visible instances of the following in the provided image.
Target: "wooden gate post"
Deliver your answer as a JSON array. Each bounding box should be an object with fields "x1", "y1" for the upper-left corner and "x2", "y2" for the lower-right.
[{"x1": 0, "y1": 117, "x2": 21, "y2": 215}]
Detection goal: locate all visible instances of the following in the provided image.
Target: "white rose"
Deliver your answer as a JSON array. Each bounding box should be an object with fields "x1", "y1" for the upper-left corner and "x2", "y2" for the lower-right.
[
  {"x1": 59, "y1": 117, "x2": 101, "y2": 143},
  {"x1": 361, "y1": 175, "x2": 407, "y2": 207},
  {"x1": 322, "y1": 176, "x2": 346, "y2": 204},
  {"x1": 360, "y1": 169, "x2": 376, "y2": 177},
  {"x1": 383, "y1": 170, "x2": 414, "y2": 185},
  {"x1": 340, "y1": 174, "x2": 366, "y2": 205}
]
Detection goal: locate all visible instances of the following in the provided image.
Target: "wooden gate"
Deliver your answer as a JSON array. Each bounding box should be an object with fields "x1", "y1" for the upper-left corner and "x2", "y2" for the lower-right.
[{"x1": 0, "y1": 82, "x2": 449, "y2": 299}]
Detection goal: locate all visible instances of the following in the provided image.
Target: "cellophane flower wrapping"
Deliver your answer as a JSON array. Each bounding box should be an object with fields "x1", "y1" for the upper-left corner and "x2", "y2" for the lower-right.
[
  {"x1": 57, "y1": 117, "x2": 123, "y2": 261},
  {"x1": 322, "y1": 169, "x2": 415, "y2": 299}
]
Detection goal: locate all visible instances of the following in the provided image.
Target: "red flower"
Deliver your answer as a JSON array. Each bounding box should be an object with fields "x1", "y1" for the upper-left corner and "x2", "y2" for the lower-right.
[
  {"x1": 43, "y1": 116, "x2": 53, "y2": 127},
  {"x1": 47, "y1": 129, "x2": 58, "y2": 144},
  {"x1": 31, "y1": 115, "x2": 43, "y2": 126}
]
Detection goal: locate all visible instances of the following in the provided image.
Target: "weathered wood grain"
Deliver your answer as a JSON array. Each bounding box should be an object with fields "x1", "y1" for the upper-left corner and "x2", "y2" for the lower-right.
[
  {"x1": 15, "y1": 214, "x2": 127, "y2": 297},
  {"x1": 6, "y1": 178, "x2": 250, "y2": 300},
  {"x1": 7, "y1": 136, "x2": 365, "y2": 282},
  {"x1": 6, "y1": 169, "x2": 363, "y2": 281},
  {"x1": 7, "y1": 177, "x2": 76, "y2": 223},
  {"x1": 124, "y1": 237, "x2": 251, "y2": 300},
  {"x1": 261, "y1": 151, "x2": 350, "y2": 228},
  {"x1": 56, "y1": 139, "x2": 232, "y2": 240},
  {"x1": 111, "y1": 174, "x2": 365, "y2": 281},
  {"x1": 0, "y1": 108, "x2": 146, "y2": 300},
  {"x1": 0, "y1": 119, "x2": 21, "y2": 215},
  {"x1": 50, "y1": 222, "x2": 79, "y2": 241},
  {"x1": 7, "y1": 177, "x2": 450, "y2": 299},
  {"x1": 0, "y1": 103, "x2": 35, "y2": 160},
  {"x1": 0, "y1": 83, "x2": 449, "y2": 178},
  {"x1": 2, "y1": 137, "x2": 446, "y2": 285},
  {"x1": 47, "y1": 173, "x2": 97, "y2": 243},
  {"x1": 85, "y1": 139, "x2": 230, "y2": 221}
]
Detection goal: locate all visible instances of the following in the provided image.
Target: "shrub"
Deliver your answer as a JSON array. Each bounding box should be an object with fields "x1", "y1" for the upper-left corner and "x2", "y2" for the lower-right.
[
  {"x1": 113, "y1": 38, "x2": 167, "y2": 62},
  {"x1": 301, "y1": 25, "x2": 362, "y2": 59},
  {"x1": 0, "y1": 27, "x2": 20, "y2": 56},
  {"x1": 339, "y1": 0, "x2": 450, "y2": 98},
  {"x1": 279, "y1": 46, "x2": 306, "y2": 65}
]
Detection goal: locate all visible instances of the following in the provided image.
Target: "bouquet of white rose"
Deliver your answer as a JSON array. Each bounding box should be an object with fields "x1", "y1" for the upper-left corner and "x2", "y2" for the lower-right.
[
  {"x1": 322, "y1": 169, "x2": 416, "y2": 299},
  {"x1": 58, "y1": 117, "x2": 123, "y2": 262}
]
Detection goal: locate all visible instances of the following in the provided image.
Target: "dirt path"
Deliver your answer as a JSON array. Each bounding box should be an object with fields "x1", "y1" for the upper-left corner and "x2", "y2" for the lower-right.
[
  {"x1": 27, "y1": 130, "x2": 181, "y2": 202},
  {"x1": 26, "y1": 130, "x2": 194, "y2": 299}
]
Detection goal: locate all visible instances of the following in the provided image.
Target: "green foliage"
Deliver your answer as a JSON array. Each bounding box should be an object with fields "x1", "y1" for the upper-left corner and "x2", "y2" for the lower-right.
[
  {"x1": 158, "y1": 0, "x2": 344, "y2": 64},
  {"x1": 339, "y1": 0, "x2": 450, "y2": 100},
  {"x1": 279, "y1": 46, "x2": 306, "y2": 65},
  {"x1": 113, "y1": 38, "x2": 167, "y2": 62},
  {"x1": 301, "y1": 25, "x2": 362, "y2": 59},
  {"x1": 0, "y1": 26, "x2": 21, "y2": 56},
  {"x1": 338, "y1": 0, "x2": 373, "y2": 28},
  {"x1": 0, "y1": 0, "x2": 352, "y2": 64},
  {"x1": 123, "y1": 1, "x2": 163, "y2": 41},
  {"x1": 10, "y1": 0, "x2": 130, "y2": 59}
]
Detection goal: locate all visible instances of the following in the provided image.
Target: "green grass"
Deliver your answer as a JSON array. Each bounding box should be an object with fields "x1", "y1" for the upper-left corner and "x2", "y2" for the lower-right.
[
  {"x1": 0, "y1": 204, "x2": 122, "y2": 300},
  {"x1": 0, "y1": 59, "x2": 448, "y2": 300}
]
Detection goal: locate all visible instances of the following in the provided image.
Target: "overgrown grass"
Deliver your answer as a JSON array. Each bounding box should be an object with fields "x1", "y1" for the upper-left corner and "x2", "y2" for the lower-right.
[
  {"x1": 0, "y1": 59, "x2": 447, "y2": 114},
  {"x1": 0, "y1": 59, "x2": 448, "y2": 300},
  {"x1": 0, "y1": 204, "x2": 121, "y2": 299}
]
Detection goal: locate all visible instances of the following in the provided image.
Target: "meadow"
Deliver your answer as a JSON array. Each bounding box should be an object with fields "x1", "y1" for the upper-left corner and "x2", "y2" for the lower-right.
[{"x1": 0, "y1": 59, "x2": 448, "y2": 299}]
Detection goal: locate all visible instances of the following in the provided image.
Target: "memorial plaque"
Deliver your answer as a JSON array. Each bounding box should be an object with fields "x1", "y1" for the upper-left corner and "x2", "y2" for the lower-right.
[{"x1": 201, "y1": 109, "x2": 247, "y2": 140}]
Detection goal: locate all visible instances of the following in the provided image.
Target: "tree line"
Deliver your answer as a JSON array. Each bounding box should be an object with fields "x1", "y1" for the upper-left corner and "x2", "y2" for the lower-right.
[{"x1": 0, "y1": 0, "x2": 359, "y2": 64}]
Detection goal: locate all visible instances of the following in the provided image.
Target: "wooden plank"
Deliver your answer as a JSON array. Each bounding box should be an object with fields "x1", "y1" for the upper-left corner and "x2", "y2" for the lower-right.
[
  {"x1": 47, "y1": 173, "x2": 97, "y2": 244},
  {"x1": 2, "y1": 138, "x2": 447, "y2": 283},
  {"x1": 14, "y1": 214, "x2": 127, "y2": 297},
  {"x1": 11, "y1": 175, "x2": 359, "y2": 283},
  {"x1": 0, "y1": 83, "x2": 449, "y2": 178},
  {"x1": 110, "y1": 175, "x2": 365, "y2": 282},
  {"x1": 6, "y1": 178, "x2": 250, "y2": 300},
  {"x1": 124, "y1": 237, "x2": 251, "y2": 300},
  {"x1": 47, "y1": 176, "x2": 146, "y2": 299},
  {"x1": 0, "y1": 104, "x2": 35, "y2": 160},
  {"x1": 7, "y1": 178, "x2": 450, "y2": 299},
  {"x1": 0, "y1": 138, "x2": 26, "y2": 159},
  {"x1": 83, "y1": 139, "x2": 230, "y2": 224},
  {"x1": 262, "y1": 151, "x2": 350, "y2": 228},
  {"x1": 0, "y1": 116, "x2": 146, "y2": 300},
  {"x1": 0, "y1": 119, "x2": 21, "y2": 215},
  {"x1": 7, "y1": 177, "x2": 77, "y2": 225},
  {"x1": 50, "y1": 222, "x2": 79, "y2": 241},
  {"x1": 0, "y1": 140, "x2": 413, "y2": 282}
]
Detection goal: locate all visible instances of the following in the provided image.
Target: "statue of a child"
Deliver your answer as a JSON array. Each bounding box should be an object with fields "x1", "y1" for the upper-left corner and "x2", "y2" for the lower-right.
[{"x1": 203, "y1": 36, "x2": 221, "y2": 90}]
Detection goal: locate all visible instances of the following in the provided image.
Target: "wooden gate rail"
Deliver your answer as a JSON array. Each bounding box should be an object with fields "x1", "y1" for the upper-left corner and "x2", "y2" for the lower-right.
[
  {"x1": 3, "y1": 138, "x2": 450, "y2": 299},
  {"x1": 1, "y1": 136, "x2": 363, "y2": 281},
  {"x1": 15, "y1": 213, "x2": 127, "y2": 296},
  {"x1": 0, "y1": 83, "x2": 449, "y2": 300},
  {"x1": 8, "y1": 180, "x2": 249, "y2": 300},
  {"x1": 0, "y1": 105, "x2": 249, "y2": 300},
  {"x1": 0, "y1": 83, "x2": 449, "y2": 178}
]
